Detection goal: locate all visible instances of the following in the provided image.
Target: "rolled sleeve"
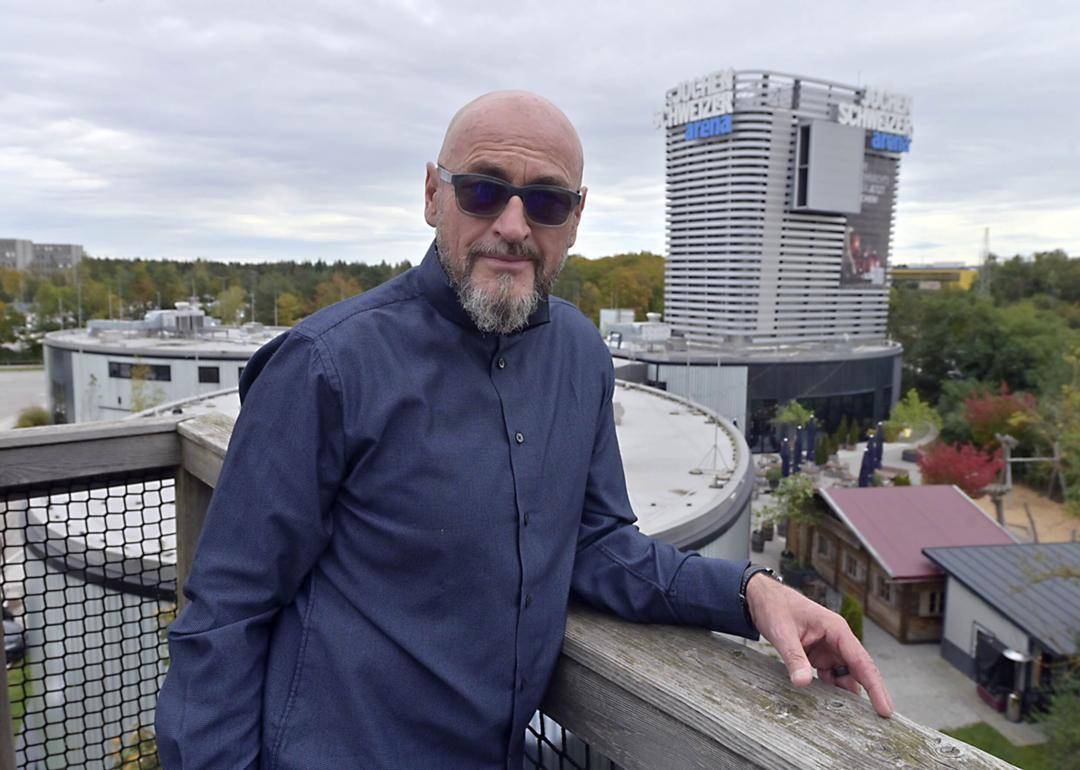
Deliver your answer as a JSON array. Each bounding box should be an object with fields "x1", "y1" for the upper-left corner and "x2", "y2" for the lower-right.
[
  {"x1": 155, "y1": 330, "x2": 346, "y2": 770},
  {"x1": 569, "y1": 362, "x2": 756, "y2": 639}
]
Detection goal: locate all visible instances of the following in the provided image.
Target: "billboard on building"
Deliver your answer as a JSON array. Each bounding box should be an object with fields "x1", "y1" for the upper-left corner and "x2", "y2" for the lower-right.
[{"x1": 841, "y1": 153, "x2": 898, "y2": 288}]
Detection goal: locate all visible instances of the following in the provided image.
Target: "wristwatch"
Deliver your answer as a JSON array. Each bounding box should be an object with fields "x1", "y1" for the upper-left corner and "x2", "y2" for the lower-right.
[{"x1": 739, "y1": 564, "x2": 781, "y2": 632}]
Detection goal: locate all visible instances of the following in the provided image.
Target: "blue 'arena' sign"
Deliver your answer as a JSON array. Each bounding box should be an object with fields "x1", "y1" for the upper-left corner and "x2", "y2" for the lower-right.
[
  {"x1": 684, "y1": 114, "x2": 732, "y2": 141},
  {"x1": 870, "y1": 131, "x2": 912, "y2": 153}
]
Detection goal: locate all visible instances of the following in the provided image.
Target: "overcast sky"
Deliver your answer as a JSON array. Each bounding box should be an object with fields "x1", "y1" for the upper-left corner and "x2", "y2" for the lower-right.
[{"x1": 2, "y1": 0, "x2": 1078, "y2": 266}]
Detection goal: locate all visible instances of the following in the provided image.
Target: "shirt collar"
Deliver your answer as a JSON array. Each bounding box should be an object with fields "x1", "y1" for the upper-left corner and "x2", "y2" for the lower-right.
[{"x1": 417, "y1": 240, "x2": 551, "y2": 333}]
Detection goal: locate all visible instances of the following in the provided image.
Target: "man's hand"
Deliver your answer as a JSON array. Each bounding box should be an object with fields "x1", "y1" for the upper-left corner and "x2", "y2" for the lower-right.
[{"x1": 745, "y1": 571, "x2": 894, "y2": 718}]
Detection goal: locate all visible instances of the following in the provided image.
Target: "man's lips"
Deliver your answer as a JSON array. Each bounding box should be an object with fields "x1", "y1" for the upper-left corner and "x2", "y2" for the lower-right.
[{"x1": 477, "y1": 254, "x2": 533, "y2": 270}]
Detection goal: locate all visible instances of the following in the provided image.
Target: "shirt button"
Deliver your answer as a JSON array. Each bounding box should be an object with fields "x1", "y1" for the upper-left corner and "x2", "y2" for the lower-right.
[
  {"x1": 519, "y1": 677, "x2": 527, "y2": 692},
  {"x1": 497, "y1": 357, "x2": 507, "y2": 369},
  {"x1": 525, "y1": 594, "x2": 533, "y2": 608},
  {"x1": 515, "y1": 432, "x2": 525, "y2": 444},
  {"x1": 523, "y1": 513, "x2": 530, "y2": 526}
]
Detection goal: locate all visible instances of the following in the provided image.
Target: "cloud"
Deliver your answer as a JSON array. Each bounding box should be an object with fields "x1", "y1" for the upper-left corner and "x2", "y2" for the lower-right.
[{"x1": 0, "y1": 1, "x2": 1076, "y2": 264}]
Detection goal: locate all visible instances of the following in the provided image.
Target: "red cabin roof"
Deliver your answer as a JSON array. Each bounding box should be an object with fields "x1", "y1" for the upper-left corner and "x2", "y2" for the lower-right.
[{"x1": 817, "y1": 485, "x2": 1015, "y2": 581}]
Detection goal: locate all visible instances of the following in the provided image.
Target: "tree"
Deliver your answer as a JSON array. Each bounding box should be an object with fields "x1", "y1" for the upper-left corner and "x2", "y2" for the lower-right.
[
  {"x1": 275, "y1": 292, "x2": 303, "y2": 326},
  {"x1": 962, "y1": 384, "x2": 1038, "y2": 448},
  {"x1": 773, "y1": 401, "x2": 813, "y2": 429},
  {"x1": 213, "y1": 285, "x2": 248, "y2": 324},
  {"x1": 1041, "y1": 659, "x2": 1080, "y2": 770},
  {"x1": 884, "y1": 388, "x2": 942, "y2": 441},
  {"x1": 130, "y1": 364, "x2": 166, "y2": 412},
  {"x1": 312, "y1": 273, "x2": 362, "y2": 310},
  {"x1": 917, "y1": 442, "x2": 1004, "y2": 497}
]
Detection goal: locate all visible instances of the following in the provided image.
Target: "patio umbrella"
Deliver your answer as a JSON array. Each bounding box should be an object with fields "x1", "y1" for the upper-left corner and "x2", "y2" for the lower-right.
[
  {"x1": 806, "y1": 419, "x2": 817, "y2": 462},
  {"x1": 780, "y1": 438, "x2": 791, "y2": 477}
]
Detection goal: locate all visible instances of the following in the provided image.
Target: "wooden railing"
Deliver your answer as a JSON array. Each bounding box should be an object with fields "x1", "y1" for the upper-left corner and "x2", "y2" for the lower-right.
[{"x1": 0, "y1": 416, "x2": 1017, "y2": 769}]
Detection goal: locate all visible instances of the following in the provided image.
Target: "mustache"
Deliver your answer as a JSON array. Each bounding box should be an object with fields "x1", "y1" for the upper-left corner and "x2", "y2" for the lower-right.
[{"x1": 467, "y1": 239, "x2": 542, "y2": 263}]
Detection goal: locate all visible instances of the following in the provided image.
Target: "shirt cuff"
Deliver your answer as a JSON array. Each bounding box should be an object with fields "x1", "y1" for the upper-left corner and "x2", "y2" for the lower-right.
[{"x1": 672, "y1": 555, "x2": 759, "y2": 640}]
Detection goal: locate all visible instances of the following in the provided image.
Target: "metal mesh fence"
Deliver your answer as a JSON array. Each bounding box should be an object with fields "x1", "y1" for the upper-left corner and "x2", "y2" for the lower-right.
[
  {"x1": 0, "y1": 468, "x2": 616, "y2": 769},
  {"x1": 2, "y1": 470, "x2": 176, "y2": 769}
]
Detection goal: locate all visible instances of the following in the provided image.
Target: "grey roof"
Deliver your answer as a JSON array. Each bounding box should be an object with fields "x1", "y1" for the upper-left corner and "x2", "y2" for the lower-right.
[{"x1": 923, "y1": 543, "x2": 1080, "y2": 657}]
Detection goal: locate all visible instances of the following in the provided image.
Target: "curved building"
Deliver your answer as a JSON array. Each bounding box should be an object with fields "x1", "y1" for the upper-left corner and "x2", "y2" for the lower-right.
[
  {"x1": 42, "y1": 304, "x2": 286, "y2": 423},
  {"x1": 140, "y1": 377, "x2": 755, "y2": 561}
]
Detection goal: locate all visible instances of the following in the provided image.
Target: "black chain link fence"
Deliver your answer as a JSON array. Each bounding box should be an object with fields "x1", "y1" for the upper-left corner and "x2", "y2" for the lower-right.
[{"x1": 2, "y1": 470, "x2": 176, "y2": 769}]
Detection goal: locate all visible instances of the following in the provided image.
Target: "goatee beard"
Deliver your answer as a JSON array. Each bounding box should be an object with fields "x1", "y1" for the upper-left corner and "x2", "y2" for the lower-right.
[{"x1": 437, "y1": 236, "x2": 562, "y2": 335}]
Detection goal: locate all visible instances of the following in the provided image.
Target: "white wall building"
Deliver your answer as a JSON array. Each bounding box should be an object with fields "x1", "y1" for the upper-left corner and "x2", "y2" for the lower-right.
[{"x1": 42, "y1": 305, "x2": 285, "y2": 423}]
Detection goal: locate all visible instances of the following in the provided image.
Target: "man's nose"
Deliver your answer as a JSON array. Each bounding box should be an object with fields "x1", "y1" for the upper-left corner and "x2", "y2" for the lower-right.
[{"x1": 492, "y1": 195, "x2": 531, "y2": 243}]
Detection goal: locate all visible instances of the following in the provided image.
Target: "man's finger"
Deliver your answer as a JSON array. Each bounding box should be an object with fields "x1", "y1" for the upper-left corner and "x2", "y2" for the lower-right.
[{"x1": 836, "y1": 632, "x2": 893, "y2": 717}]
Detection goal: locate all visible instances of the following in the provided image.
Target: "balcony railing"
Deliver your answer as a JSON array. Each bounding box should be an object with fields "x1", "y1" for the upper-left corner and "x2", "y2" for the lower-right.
[{"x1": 0, "y1": 415, "x2": 1016, "y2": 769}]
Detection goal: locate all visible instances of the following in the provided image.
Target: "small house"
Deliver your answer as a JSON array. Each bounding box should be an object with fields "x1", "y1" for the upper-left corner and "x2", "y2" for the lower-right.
[
  {"x1": 807, "y1": 486, "x2": 1015, "y2": 643},
  {"x1": 923, "y1": 542, "x2": 1080, "y2": 715}
]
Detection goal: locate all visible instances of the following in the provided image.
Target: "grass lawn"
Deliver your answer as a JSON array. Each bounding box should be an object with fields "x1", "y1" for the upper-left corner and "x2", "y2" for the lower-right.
[
  {"x1": 944, "y1": 722, "x2": 1053, "y2": 770},
  {"x1": 7, "y1": 662, "x2": 31, "y2": 734}
]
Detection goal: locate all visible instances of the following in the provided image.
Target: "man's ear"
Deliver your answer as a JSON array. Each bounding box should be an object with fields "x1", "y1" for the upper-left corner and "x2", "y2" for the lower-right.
[
  {"x1": 424, "y1": 162, "x2": 440, "y2": 227},
  {"x1": 565, "y1": 186, "x2": 587, "y2": 249}
]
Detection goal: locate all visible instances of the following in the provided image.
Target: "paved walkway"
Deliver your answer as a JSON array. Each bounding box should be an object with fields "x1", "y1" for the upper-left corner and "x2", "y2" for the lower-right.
[
  {"x1": 746, "y1": 525, "x2": 1046, "y2": 746},
  {"x1": 0, "y1": 367, "x2": 47, "y2": 430}
]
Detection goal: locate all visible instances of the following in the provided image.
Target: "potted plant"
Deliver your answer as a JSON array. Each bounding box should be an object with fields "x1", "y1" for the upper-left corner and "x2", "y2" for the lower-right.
[
  {"x1": 765, "y1": 465, "x2": 782, "y2": 490},
  {"x1": 772, "y1": 473, "x2": 823, "y2": 588}
]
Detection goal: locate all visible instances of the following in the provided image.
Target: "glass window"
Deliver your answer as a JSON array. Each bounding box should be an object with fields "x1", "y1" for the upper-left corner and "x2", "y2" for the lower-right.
[
  {"x1": 919, "y1": 590, "x2": 945, "y2": 617},
  {"x1": 876, "y1": 575, "x2": 893, "y2": 604},
  {"x1": 108, "y1": 361, "x2": 172, "y2": 381},
  {"x1": 198, "y1": 366, "x2": 220, "y2": 384}
]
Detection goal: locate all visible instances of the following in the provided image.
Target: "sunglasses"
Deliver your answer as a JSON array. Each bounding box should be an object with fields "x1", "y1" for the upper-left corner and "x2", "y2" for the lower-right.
[{"x1": 437, "y1": 165, "x2": 581, "y2": 228}]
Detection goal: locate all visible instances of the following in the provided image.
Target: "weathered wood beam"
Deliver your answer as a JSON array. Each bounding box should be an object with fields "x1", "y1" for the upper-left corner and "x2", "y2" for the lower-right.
[
  {"x1": 546, "y1": 604, "x2": 1016, "y2": 770},
  {"x1": 0, "y1": 417, "x2": 183, "y2": 489}
]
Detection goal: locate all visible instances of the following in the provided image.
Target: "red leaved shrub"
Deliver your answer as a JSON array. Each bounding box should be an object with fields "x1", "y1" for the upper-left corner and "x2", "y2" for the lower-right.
[{"x1": 917, "y1": 442, "x2": 1004, "y2": 498}]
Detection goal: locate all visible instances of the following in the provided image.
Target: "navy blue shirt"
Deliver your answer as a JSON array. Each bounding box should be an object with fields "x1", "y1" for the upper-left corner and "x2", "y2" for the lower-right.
[{"x1": 156, "y1": 244, "x2": 754, "y2": 769}]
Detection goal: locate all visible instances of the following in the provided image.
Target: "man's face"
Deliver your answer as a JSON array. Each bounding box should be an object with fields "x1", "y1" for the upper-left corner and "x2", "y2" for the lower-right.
[{"x1": 425, "y1": 93, "x2": 587, "y2": 334}]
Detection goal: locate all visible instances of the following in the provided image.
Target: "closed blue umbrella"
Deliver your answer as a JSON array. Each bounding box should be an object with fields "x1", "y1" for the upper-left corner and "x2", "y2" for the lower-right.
[
  {"x1": 858, "y1": 447, "x2": 873, "y2": 487},
  {"x1": 780, "y1": 438, "x2": 791, "y2": 477},
  {"x1": 806, "y1": 419, "x2": 817, "y2": 462},
  {"x1": 793, "y1": 427, "x2": 803, "y2": 474},
  {"x1": 874, "y1": 422, "x2": 885, "y2": 469}
]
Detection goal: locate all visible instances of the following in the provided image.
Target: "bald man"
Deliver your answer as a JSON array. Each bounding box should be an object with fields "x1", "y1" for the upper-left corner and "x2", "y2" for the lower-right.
[{"x1": 156, "y1": 91, "x2": 891, "y2": 770}]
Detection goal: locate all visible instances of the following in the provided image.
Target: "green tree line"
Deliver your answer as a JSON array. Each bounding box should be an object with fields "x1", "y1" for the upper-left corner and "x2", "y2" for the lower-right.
[{"x1": 0, "y1": 250, "x2": 665, "y2": 340}]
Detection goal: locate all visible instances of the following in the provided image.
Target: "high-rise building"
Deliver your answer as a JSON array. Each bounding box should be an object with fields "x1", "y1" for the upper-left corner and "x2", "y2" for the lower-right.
[{"x1": 659, "y1": 69, "x2": 912, "y2": 345}]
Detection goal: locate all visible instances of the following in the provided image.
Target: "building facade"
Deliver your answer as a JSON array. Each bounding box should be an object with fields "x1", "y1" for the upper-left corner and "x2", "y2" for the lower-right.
[
  {"x1": 659, "y1": 70, "x2": 912, "y2": 345},
  {"x1": 42, "y1": 306, "x2": 286, "y2": 423},
  {"x1": 0, "y1": 238, "x2": 84, "y2": 273}
]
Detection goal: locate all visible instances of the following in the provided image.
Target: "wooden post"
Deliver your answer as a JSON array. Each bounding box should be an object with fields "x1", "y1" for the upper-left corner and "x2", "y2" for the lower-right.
[
  {"x1": 174, "y1": 468, "x2": 214, "y2": 611},
  {"x1": 174, "y1": 413, "x2": 234, "y2": 610}
]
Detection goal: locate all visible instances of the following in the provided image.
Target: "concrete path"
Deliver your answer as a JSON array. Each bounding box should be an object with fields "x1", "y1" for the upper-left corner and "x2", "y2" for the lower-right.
[{"x1": 0, "y1": 366, "x2": 47, "y2": 430}]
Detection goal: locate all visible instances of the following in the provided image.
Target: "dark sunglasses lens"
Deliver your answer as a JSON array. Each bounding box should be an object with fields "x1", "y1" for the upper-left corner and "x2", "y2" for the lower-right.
[
  {"x1": 523, "y1": 189, "x2": 574, "y2": 226},
  {"x1": 456, "y1": 178, "x2": 509, "y2": 217}
]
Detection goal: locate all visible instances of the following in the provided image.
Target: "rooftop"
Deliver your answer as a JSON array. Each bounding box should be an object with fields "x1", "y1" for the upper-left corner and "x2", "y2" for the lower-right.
[
  {"x1": 923, "y1": 542, "x2": 1080, "y2": 656},
  {"x1": 44, "y1": 324, "x2": 286, "y2": 358},
  {"x1": 818, "y1": 485, "x2": 1016, "y2": 581},
  {"x1": 139, "y1": 378, "x2": 751, "y2": 548}
]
